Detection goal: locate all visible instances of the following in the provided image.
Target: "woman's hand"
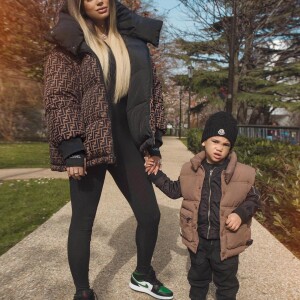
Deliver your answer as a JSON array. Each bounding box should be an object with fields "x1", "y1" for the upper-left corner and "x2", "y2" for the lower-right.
[
  {"x1": 67, "y1": 158, "x2": 87, "y2": 180},
  {"x1": 144, "y1": 156, "x2": 162, "y2": 175}
]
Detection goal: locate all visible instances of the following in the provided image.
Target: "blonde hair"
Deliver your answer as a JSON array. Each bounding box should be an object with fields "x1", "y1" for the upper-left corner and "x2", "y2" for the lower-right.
[{"x1": 67, "y1": 0, "x2": 131, "y2": 102}]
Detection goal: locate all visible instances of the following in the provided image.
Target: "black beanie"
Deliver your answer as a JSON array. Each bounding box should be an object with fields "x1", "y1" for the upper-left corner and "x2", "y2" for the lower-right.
[{"x1": 201, "y1": 111, "x2": 238, "y2": 147}]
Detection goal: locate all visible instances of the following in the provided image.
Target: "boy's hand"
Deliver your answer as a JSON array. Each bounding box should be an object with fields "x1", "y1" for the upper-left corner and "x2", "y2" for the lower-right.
[
  {"x1": 144, "y1": 156, "x2": 161, "y2": 175},
  {"x1": 225, "y1": 213, "x2": 242, "y2": 232}
]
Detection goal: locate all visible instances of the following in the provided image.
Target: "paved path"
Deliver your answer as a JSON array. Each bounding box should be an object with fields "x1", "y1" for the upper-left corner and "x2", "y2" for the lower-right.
[
  {"x1": 0, "y1": 168, "x2": 67, "y2": 180},
  {"x1": 0, "y1": 137, "x2": 300, "y2": 300}
]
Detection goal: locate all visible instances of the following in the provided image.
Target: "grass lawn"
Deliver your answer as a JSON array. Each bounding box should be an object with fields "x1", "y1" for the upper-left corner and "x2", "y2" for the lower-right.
[
  {"x1": 179, "y1": 137, "x2": 187, "y2": 147},
  {"x1": 0, "y1": 142, "x2": 50, "y2": 168},
  {"x1": 0, "y1": 178, "x2": 69, "y2": 256}
]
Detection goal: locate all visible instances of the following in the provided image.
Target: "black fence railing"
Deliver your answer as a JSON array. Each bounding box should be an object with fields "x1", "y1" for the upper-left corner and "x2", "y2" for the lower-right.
[
  {"x1": 238, "y1": 125, "x2": 300, "y2": 145},
  {"x1": 166, "y1": 125, "x2": 300, "y2": 145}
]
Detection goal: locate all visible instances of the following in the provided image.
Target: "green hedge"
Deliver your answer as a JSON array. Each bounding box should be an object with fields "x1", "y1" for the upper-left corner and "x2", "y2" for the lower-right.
[
  {"x1": 186, "y1": 129, "x2": 300, "y2": 240},
  {"x1": 186, "y1": 128, "x2": 204, "y2": 153}
]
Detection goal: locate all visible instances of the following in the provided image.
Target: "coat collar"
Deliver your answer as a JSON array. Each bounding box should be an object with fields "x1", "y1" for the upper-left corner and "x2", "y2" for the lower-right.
[{"x1": 190, "y1": 151, "x2": 237, "y2": 184}]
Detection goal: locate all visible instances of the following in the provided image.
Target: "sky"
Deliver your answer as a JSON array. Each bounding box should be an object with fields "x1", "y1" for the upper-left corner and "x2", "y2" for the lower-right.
[
  {"x1": 151, "y1": 0, "x2": 196, "y2": 75},
  {"x1": 152, "y1": 0, "x2": 190, "y2": 30}
]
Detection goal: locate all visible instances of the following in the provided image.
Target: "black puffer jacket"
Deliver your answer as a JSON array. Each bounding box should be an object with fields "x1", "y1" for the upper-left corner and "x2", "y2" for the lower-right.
[{"x1": 44, "y1": 1, "x2": 166, "y2": 171}]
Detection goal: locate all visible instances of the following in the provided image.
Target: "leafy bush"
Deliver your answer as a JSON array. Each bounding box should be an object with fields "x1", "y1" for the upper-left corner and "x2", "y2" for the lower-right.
[
  {"x1": 234, "y1": 137, "x2": 300, "y2": 212},
  {"x1": 186, "y1": 129, "x2": 203, "y2": 153}
]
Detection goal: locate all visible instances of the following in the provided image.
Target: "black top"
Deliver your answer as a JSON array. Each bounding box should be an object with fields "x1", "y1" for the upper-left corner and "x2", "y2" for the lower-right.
[{"x1": 198, "y1": 159, "x2": 229, "y2": 239}]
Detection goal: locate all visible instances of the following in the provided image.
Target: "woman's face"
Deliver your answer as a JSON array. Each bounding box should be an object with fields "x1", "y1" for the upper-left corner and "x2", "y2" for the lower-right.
[{"x1": 83, "y1": 0, "x2": 110, "y2": 25}]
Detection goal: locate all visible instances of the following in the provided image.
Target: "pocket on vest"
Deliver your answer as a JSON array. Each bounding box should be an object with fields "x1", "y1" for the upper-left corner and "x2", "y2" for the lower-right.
[
  {"x1": 226, "y1": 224, "x2": 251, "y2": 250},
  {"x1": 180, "y1": 208, "x2": 194, "y2": 242}
]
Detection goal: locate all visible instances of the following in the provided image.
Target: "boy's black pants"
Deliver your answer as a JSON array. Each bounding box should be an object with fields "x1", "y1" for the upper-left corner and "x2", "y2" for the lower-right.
[{"x1": 188, "y1": 237, "x2": 239, "y2": 300}]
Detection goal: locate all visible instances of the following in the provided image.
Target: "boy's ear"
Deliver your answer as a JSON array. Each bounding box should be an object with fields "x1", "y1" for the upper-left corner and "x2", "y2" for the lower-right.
[{"x1": 201, "y1": 141, "x2": 205, "y2": 147}]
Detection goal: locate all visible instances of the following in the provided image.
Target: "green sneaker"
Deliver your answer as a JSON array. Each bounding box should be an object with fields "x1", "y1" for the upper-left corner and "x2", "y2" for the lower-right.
[{"x1": 129, "y1": 268, "x2": 173, "y2": 300}]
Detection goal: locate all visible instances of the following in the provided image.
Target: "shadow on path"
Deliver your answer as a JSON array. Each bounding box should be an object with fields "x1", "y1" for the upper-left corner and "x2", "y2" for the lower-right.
[{"x1": 93, "y1": 205, "x2": 187, "y2": 298}]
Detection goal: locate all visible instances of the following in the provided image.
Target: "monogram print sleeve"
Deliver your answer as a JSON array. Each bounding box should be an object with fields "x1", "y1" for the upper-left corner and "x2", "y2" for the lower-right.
[
  {"x1": 44, "y1": 48, "x2": 85, "y2": 148},
  {"x1": 150, "y1": 61, "x2": 167, "y2": 135}
]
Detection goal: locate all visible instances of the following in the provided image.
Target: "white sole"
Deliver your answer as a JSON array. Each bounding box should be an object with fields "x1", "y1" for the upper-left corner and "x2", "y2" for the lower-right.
[{"x1": 129, "y1": 282, "x2": 173, "y2": 300}]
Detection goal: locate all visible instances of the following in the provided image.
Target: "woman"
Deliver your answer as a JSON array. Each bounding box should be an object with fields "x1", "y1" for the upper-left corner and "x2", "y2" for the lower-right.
[{"x1": 44, "y1": 0, "x2": 173, "y2": 299}]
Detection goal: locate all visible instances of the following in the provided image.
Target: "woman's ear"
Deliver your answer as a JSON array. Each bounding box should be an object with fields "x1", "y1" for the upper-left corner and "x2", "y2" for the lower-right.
[{"x1": 201, "y1": 141, "x2": 205, "y2": 147}]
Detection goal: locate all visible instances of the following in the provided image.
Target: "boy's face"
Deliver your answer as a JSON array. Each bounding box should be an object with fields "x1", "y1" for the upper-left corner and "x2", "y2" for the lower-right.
[{"x1": 202, "y1": 136, "x2": 231, "y2": 164}]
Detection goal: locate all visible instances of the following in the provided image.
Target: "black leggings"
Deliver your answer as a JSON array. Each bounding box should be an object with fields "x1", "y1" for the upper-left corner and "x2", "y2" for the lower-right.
[{"x1": 67, "y1": 99, "x2": 160, "y2": 291}]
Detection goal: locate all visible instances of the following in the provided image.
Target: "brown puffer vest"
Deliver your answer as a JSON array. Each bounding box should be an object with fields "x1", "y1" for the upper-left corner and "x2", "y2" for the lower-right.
[{"x1": 179, "y1": 151, "x2": 256, "y2": 260}]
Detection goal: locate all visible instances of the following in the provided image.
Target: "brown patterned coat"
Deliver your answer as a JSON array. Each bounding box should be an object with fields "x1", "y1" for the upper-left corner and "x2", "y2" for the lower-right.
[{"x1": 44, "y1": 4, "x2": 166, "y2": 171}]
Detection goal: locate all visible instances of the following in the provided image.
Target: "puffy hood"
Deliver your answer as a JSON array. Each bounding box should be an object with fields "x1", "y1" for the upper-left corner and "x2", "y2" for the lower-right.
[
  {"x1": 116, "y1": 2, "x2": 162, "y2": 47},
  {"x1": 48, "y1": 0, "x2": 163, "y2": 55}
]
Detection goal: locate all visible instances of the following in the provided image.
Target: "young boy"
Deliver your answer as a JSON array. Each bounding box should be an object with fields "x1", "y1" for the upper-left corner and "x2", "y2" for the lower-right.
[{"x1": 145, "y1": 111, "x2": 260, "y2": 300}]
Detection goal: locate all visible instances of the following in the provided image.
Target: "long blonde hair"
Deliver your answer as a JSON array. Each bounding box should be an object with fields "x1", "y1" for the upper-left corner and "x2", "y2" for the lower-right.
[{"x1": 67, "y1": 0, "x2": 131, "y2": 102}]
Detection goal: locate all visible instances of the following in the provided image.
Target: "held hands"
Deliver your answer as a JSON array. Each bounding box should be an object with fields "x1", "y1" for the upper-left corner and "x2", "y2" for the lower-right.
[
  {"x1": 225, "y1": 213, "x2": 242, "y2": 232},
  {"x1": 144, "y1": 156, "x2": 162, "y2": 175},
  {"x1": 67, "y1": 158, "x2": 87, "y2": 180}
]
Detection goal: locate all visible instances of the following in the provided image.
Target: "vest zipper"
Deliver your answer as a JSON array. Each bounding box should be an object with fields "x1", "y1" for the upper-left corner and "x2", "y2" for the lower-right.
[{"x1": 206, "y1": 167, "x2": 215, "y2": 239}]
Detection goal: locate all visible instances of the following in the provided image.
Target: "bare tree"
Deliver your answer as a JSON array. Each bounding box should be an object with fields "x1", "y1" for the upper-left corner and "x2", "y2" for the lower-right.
[{"x1": 169, "y1": 0, "x2": 300, "y2": 124}]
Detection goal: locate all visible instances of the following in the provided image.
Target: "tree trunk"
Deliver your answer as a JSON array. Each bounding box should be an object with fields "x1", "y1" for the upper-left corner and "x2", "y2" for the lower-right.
[
  {"x1": 232, "y1": 51, "x2": 239, "y2": 118},
  {"x1": 248, "y1": 106, "x2": 263, "y2": 124},
  {"x1": 237, "y1": 101, "x2": 248, "y2": 124},
  {"x1": 226, "y1": 0, "x2": 237, "y2": 114}
]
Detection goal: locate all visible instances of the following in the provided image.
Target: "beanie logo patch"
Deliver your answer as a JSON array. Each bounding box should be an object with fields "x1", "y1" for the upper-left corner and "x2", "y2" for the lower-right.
[{"x1": 218, "y1": 129, "x2": 225, "y2": 135}]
